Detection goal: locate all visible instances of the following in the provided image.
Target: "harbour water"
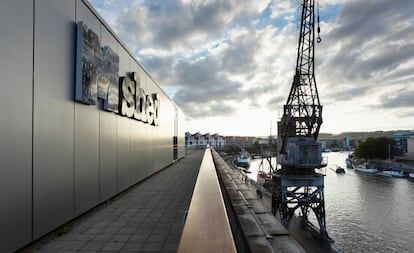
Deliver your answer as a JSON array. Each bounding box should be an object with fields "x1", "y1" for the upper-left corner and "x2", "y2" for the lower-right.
[{"x1": 248, "y1": 152, "x2": 414, "y2": 252}]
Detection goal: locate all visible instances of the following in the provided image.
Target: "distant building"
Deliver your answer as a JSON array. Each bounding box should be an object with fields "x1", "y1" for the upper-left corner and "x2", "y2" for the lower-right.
[
  {"x1": 319, "y1": 138, "x2": 342, "y2": 150},
  {"x1": 224, "y1": 136, "x2": 276, "y2": 149},
  {"x1": 185, "y1": 132, "x2": 225, "y2": 149},
  {"x1": 319, "y1": 137, "x2": 357, "y2": 151},
  {"x1": 406, "y1": 138, "x2": 414, "y2": 155},
  {"x1": 225, "y1": 136, "x2": 254, "y2": 148},
  {"x1": 393, "y1": 130, "x2": 414, "y2": 153},
  {"x1": 186, "y1": 133, "x2": 276, "y2": 150},
  {"x1": 343, "y1": 136, "x2": 350, "y2": 150},
  {"x1": 210, "y1": 133, "x2": 226, "y2": 148}
]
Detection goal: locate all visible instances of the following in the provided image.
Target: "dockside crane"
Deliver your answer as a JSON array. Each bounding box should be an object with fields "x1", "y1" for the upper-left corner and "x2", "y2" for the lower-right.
[{"x1": 272, "y1": 0, "x2": 331, "y2": 245}]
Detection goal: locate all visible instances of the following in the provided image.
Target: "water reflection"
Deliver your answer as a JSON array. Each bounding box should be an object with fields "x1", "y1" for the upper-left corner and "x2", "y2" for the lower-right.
[{"x1": 248, "y1": 152, "x2": 414, "y2": 252}]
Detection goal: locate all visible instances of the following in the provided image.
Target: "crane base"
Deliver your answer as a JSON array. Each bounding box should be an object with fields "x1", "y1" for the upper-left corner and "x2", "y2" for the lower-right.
[{"x1": 271, "y1": 174, "x2": 330, "y2": 246}]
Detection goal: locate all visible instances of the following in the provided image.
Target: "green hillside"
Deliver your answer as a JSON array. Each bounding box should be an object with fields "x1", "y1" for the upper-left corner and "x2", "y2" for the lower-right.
[{"x1": 318, "y1": 131, "x2": 394, "y2": 140}]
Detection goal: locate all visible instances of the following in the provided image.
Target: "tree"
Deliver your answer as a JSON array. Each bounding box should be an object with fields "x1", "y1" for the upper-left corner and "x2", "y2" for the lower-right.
[
  {"x1": 354, "y1": 137, "x2": 395, "y2": 160},
  {"x1": 225, "y1": 145, "x2": 241, "y2": 155},
  {"x1": 247, "y1": 141, "x2": 262, "y2": 154}
]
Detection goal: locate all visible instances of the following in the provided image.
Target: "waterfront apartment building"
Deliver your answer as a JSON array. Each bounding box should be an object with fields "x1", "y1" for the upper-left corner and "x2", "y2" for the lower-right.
[
  {"x1": 185, "y1": 132, "x2": 226, "y2": 149},
  {"x1": 407, "y1": 138, "x2": 414, "y2": 154},
  {"x1": 0, "y1": 1, "x2": 185, "y2": 252},
  {"x1": 319, "y1": 137, "x2": 358, "y2": 151},
  {"x1": 394, "y1": 130, "x2": 414, "y2": 153}
]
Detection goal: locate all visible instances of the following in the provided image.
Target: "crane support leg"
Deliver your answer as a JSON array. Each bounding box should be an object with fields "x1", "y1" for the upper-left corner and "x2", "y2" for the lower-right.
[{"x1": 271, "y1": 175, "x2": 330, "y2": 245}]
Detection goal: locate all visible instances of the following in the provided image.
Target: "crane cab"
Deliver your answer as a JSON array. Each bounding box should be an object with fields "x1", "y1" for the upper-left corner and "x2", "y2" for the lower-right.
[{"x1": 277, "y1": 136, "x2": 327, "y2": 174}]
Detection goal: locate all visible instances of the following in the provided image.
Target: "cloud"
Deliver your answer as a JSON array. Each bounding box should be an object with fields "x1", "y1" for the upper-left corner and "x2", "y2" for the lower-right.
[
  {"x1": 266, "y1": 95, "x2": 285, "y2": 109},
  {"x1": 90, "y1": 0, "x2": 296, "y2": 115},
  {"x1": 136, "y1": 48, "x2": 176, "y2": 85},
  {"x1": 221, "y1": 31, "x2": 259, "y2": 74},
  {"x1": 136, "y1": 22, "x2": 292, "y2": 120},
  {"x1": 377, "y1": 88, "x2": 414, "y2": 109},
  {"x1": 318, "y1": 0, "x2": 414, "y2": 108},
  {"x1": 269, "y1": 0, "x2": 295, "y2": 20},
  {"x1": 89, "y1": 0, "x2": 414, "y2": 134},
  {"x1": 171, "y1": 55, "x2": 243, "y2": 119},
  {"x1": 106, "y1": 0, "x2": 269, "y2": 50}
]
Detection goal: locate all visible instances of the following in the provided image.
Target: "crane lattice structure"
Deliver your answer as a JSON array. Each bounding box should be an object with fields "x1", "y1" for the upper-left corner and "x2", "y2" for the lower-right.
[{"x1": 272, "y1": 0, "x2": 331, "y2": 245}]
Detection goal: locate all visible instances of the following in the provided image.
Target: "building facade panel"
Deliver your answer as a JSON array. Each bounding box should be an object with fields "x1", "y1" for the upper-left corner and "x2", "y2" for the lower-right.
[
  {"x1": 152, "y1": 86, "x2": 174, "y2": 170},
  {"x1": 99, "y1": 111, "x2": 118, "y2": 200},
  {"x1": 136, "y1": 121, "x2": 147, "y2": 181},
  {"x1": 178, "y1": 109, "x2": 186, "y2": 157},
  {"x1": 73, "y1": 0, "x2": 102, "y2": 216},
  {"x1": 116, "y1": 45, "x2": 132, "y2": 191},
  {"x1": 129, "y1": 61, "x2": 145, "y2": 182},
  {"x1": 74, "y1": 103, "x2": 100, "y2": 215},
  {"x1": 142, "y1": 124, "x2": 151, "y2": 176},
  {"x1": 33, "y1": 0, "x2": 76, "y2": 239},
  {"x1": 117, "y1": 116, "x2": 131, "y2": 191},
  {"x1": 129, "y1": 120, "x2": 141, "y2": 182},
  {"x1": 0, "y1": 0, "x2": 34, "y2": 251},
  {"x1": 143, "y1": 75, "x2": 154, "y2": 175},
  {"x1": 407, "y1": 138, "x2": 414, "y2": 154},
  {"x1": 98, "y1": 24, "x2": 118, "y2": 201}
]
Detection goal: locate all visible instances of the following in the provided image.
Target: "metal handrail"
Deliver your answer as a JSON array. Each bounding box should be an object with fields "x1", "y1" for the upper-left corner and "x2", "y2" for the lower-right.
[{"x1": 178, "y1": 148, "x2": 237, "y2": 253}]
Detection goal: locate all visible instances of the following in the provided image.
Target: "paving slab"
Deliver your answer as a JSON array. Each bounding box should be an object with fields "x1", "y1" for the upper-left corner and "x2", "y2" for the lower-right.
[
  {"x1": 247, "y1": 237, "x2": 277, "y2": 253},
  {"x1": 237, "y1": 214, "x2": 266, "y2": 237},
  {"x1": 270, "y1": 235, "x2": 307, "y2": 253},
  {"x1": 256, "y1": 213, "x2": 289, "y2": 236},
  {"x1": 249, "y1": 199, "x2": 269, "y2": 214},
  {"x1": 22, "y1": 150, "x2": 203, "y2": 253}
]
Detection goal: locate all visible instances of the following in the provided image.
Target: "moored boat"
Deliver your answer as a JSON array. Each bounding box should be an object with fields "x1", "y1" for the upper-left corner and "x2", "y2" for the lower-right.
[
  {"x1": 354, "y1": 164, "x2": 378, "y2": 173},
  {"x1": 236, "y1": 149, "x2": 251, "y2": 168},
  {"x1": 345, "y1": 158, "x2": 353, "y2": 169},
  {"x1": 376, "y1": 171, "x2": 392, "y2": 177},
  {"x1": 377, "y1": 170, "x2": 405, "y2": 178},
  {"x1": 345, "y1": 153, "x2": 354, "y2": 169}
]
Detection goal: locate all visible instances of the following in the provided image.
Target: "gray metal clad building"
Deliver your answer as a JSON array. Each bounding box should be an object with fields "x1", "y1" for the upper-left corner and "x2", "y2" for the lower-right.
[{"x1": 0, "y1": 1, "x2": 185, "y2": 252}]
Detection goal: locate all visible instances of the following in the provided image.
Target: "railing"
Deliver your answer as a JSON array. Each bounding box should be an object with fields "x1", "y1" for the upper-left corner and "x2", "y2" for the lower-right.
[{"x1": 178, "y1": 148, "x2": 237, "y2": 253}]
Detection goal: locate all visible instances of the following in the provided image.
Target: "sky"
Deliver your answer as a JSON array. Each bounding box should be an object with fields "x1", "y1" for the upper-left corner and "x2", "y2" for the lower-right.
[{"x1": 89, "y1": 0, "x2": 414, "y2": 136}]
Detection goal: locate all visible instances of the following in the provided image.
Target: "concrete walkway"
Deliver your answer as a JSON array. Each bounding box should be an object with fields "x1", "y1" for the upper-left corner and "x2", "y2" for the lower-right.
[{"x1": 23, "y1": 150, "x2": 203, "y2": 253}]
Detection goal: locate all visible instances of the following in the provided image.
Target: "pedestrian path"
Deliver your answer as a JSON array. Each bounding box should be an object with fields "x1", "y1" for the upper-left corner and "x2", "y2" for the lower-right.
[{"x1": 23, "y1": 150, "x2": 203, "y2": 253}]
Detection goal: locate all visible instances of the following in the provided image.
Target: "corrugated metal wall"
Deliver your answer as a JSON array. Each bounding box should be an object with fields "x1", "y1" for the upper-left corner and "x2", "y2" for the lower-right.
[{"x1": 0, "y1": 1, "x2": 184, "y2": 252}]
